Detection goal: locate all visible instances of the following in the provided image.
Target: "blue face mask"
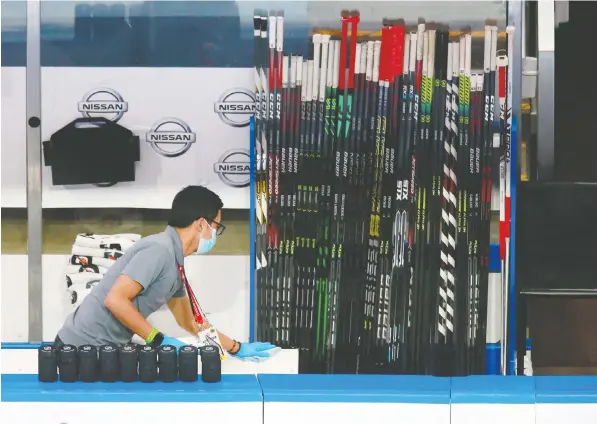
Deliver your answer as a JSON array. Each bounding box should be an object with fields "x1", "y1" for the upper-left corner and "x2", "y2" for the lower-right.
[{"x1": 197, "y1": 226, "x2": 217, "y2": 254}]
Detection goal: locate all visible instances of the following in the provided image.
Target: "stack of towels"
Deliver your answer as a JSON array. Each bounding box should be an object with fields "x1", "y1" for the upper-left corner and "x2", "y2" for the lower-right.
[{"x1": 66, "y1": 233, "x2": 141, "y2": 310}]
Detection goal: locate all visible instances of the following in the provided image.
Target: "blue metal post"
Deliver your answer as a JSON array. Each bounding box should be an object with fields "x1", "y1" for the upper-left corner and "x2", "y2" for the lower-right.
[
  {"x1": 508, "y1": 118, "x2": 518, "y2": 374},
  {"x1": 249, "y1": 117, "x2": 256, "y2": 342}
]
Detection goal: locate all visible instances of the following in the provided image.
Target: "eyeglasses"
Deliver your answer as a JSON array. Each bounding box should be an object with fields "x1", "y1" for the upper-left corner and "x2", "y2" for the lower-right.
[{"x1": 207, "y1": 218, "x2": 226, "y2": 236}]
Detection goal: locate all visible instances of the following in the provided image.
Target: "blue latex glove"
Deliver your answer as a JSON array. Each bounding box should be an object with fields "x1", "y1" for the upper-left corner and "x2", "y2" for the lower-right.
[
  {"x1": 233, "y1": 342, "x2": 280, "y2": 362},
  {"x1": 161, "y1": 336, "x2": 187, "y2": 350}
]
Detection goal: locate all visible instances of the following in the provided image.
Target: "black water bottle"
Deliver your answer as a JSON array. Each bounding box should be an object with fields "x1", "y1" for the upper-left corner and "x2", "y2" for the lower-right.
[
  {"x1": 78, "y1": 345, "x2": 98, "y2": 382},
  {"x1": 158, "y1": 345, "x2": 178, "y2": 382},
  {"x1": 138, "y1": 345, "x2": 158, "y2": 383},
  {"x1": 200, "y1": 345, "x2": 221, "y2": 383},
  {"x1": 178, "y1": 345, "x2": 198, "y2": 382},
  {"x1": 99, "y1": 344, "x2": 119, "y2": 382},
  {"x1": 58, "y1": 344, "x2": 79, "y2": 382},
  {"x1": 38, "y1": 345, "x2": 58, "y2": 382},
  {"x1": 119, "y1": 343, "x2": 138, "y2": 382}
]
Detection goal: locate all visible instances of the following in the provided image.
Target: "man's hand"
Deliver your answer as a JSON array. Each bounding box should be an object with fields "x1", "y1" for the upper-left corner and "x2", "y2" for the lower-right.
[
  {"x1": 232, "y1": 342, "x2": 280, "y2": 362},
  {"x1": 104, "y1": 275, "x2": 153, "y2": 340}
]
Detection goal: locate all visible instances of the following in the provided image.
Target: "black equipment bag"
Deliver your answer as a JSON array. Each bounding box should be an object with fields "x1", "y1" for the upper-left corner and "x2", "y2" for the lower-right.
[
  {"x1": 516, "y1": 182, "x2": 597, "y2": 291},
  {"x1": 517, "y1": 182, "x2": 597, "y2": 374},
  {"x1": 43, "y1": 117, "x2": 140, "y2": 186}
]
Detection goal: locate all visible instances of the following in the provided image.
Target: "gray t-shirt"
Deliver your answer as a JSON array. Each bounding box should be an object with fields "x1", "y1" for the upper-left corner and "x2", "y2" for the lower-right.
[{"x1": 58, "y1": 226, "x2": 187, "y2": 346}]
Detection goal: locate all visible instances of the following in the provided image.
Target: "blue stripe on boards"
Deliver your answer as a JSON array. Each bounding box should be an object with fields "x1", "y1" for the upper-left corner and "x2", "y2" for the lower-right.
[
  {"x1": 535, "y1": 376, "x2": 597, "y2": 404},
  {"x1": 2, "y1": 371, "x2": 595, "y2": 405},
  {"x1": 258, "y1": 374, "x2": 452, "y2": 404},
  {"x1": 451, "y1": 375, "x2": 536, "y2": 404},
  {"x1": 1, "y1": 374, "x2": 263, "y2": 403},
  {"x1": 1, "y1": 343, "x2": 46, "y2": 349}
]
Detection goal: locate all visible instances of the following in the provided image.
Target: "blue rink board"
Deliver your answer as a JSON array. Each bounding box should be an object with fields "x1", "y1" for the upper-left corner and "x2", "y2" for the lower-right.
[
  {"x1": 3, "y1": 373, "x2": 597, "y2": 404},
  {"x1": 1, "y1": 374, "x2": 263, "y2": 403},
  {"x1": 450, "y1": 375, "x2": 536, "y2": 404},
  {"x1": 534, "y1": 376, "x2": 597, "y2": 404},
  {"x1": 258, "y1": 374, "x2": 451, "y2": 403}
]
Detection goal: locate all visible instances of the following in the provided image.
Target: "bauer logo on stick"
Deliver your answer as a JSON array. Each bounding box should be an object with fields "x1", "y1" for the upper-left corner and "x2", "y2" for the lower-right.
[
  {"x1": 214, "y1": 88, "x2": 256, "y2": 127},
  {"x1": 145, "y1": 118, "x2": 197, "y2": 158},
  {"x1": 213, "y1": 149, "x2": 250, "y2": 188},
  {"x1": 78, "y1": 87, "x2": 128, "y2": 122}
]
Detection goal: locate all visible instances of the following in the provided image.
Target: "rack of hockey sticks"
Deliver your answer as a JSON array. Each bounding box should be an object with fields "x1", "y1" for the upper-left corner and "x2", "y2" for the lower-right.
[{"x1": 253, "y1": 9, "x2": 515, "y2": 376}]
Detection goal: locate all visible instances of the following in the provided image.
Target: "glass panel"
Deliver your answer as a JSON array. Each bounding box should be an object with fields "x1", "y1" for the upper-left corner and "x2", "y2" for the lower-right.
[
  {"x1": 1, "y1": 0, "x2": 29, "y2": 342},
  {"x1": 39, "y1": 1, "x2": 259, "y2": 342},
  {"x1": 554, "y1": 1, "x2": 597, "y2": 182},
  {"x1": 36, "y1": 1, "x2": 507, "y2": 349},
  {"x1": 37, "y1": 1, "x2": 507, "y2": 67}
]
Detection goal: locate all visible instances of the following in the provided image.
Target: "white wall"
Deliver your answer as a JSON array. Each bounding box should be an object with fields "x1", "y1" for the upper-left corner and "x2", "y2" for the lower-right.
[
  {"x1": 1, "y1": 67, "x2": 27, "y2": 207},
  {"x1": 1, "y1": 67, "x2": 251, "y2": 209}
]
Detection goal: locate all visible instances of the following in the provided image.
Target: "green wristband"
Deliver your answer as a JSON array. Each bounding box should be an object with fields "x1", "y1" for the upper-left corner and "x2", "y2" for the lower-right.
[{"x1": 145, "y1": 328, "x2": 159, "y2": 344}]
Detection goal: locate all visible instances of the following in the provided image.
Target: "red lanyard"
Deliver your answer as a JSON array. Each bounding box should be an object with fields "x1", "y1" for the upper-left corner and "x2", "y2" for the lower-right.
[{"x1": 177, "y1": 265, "x2": 205, "y2": 325}]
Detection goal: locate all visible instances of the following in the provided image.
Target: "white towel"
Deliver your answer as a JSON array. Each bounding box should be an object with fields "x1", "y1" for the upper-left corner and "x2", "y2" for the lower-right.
[
  {"x1": 71, "y1": 245, "x2": 124, "y2": 260},
  {"x1": 65, "y1": 264, "x2": 108, "y2": 275},
  {"x1": 65, "y1": 272, "x2": 103, "y2": 288},
  {"x1": 66, "y1": 232, "x2": 138, "y2": 312},
  {"x1": 67, "y1": 279, "x2": 100, "y2": 309},
  {"x1": 69, "y1": 255, "x2": 115, "y2": 268},
  {"x1": 75, "y1": 233, "x2": 139, "y2": 251},
  {"x1": 77, "y1": 232, "x2": 141, "y2": 242}
]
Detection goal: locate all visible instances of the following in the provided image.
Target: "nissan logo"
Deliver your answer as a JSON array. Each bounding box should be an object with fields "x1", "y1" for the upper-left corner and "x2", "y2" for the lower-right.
[
  {"x1": 213, "y1": 149, "x2": 250, "y2": 188},
  {"x1": 145, "y1": 117, "x2": 197, "y2": 157},
  {"x1": 78, "y1": 87, "x2": 128, "y2": 122},
  {"x1": 214, "y1": 88, "x2": 256, "y2": 128}
]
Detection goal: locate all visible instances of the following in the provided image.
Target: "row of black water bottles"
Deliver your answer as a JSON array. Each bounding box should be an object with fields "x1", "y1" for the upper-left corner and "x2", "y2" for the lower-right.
[{"x1": 38, "y1": 343, "x2": 221, "y2": 383}]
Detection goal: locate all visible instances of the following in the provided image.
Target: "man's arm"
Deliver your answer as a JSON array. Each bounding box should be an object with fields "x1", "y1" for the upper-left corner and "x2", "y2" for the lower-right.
[
  {"x1": 104, "y1": 275, "x2": 153, "y2": 340},
  {"x1": 104, "y1": 245, "x2": 169, "y2": 341},
  {"x1": 215, "y1": 328, "x2": 237, "y2": 353},
  {"x1": 167, "y1": 295, "x2": 200, "y2": 335},
  {"x1": 167, "y1": 295, "x2": 237, "y2": 352}
]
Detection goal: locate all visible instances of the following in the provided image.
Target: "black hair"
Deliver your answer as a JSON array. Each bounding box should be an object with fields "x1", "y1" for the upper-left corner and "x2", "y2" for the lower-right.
[{"x1": 168, "y1": 185, "x2": 223, "y2": 228}]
